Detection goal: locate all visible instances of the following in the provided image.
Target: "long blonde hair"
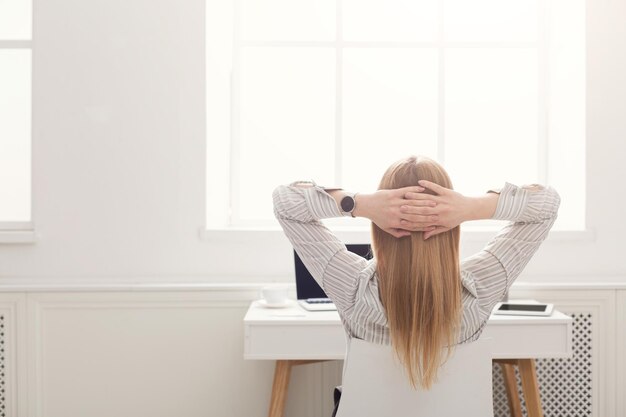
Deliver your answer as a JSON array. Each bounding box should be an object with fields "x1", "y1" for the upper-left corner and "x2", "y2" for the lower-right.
[{"x1": 371, "y1": 155, "x2": 462, "y2": 390}]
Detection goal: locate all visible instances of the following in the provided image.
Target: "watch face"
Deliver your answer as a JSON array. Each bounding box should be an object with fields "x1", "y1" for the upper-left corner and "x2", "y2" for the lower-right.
[{"x1": 341, "y1": 195, "x2": 355, "y2": 212}]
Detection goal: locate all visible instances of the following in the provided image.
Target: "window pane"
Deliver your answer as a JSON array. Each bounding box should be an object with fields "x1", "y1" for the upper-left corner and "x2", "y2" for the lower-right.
[
  {"x1": 241, "y1": 0, "x2": 335, "y2": 41},
  {"x1": 445, "y1": 49, "x2": 538, "y2": 195},
  {"x1": 206, "y1": 0, "x2": 234, "y2": 227},
  {"x1": 548, "y1": 0, "x2": 586, "y2": 230},
  {"x1": 238, "y1": 47, "x2": 335, "y2": 221},
  {"x1": 342, "y1": 48, "x2": 438, "y2": 192},
  {"x1": 444, "y1": 0, "x2": 538, "y2": 42},
  {"x1": 342, "y1": 0, "x2": 438, "y2": 42},
  {"x1": 0, "y1": 0, "x2": 31, "y2": 39},
  {"x1": 0, "y1": 50, "x2": 31, "y2": 221}
]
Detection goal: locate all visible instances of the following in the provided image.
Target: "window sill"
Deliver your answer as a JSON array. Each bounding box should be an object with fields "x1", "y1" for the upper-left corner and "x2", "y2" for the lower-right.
[{"x1": 0, "y1": 228, "x2": 38, "y2": 244}]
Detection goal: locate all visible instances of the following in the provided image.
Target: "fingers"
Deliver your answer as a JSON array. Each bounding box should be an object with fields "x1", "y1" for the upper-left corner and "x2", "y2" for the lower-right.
[
  {"x1": 400, "y1": 216, "x2": 438, "y2": 227},
  {"x1": 399, "y1": 218, "x2": 438, "y2": 231},
  {"x1": 423, "y1": 226, "x2": 450, "y2": 240},
  {"x1": 403, "y1": 192, "x2": 438, "y2": 203},
  {"x1": 386, "y1": 225, "x2": 436, "y2": 238},
  {"x1": 401, "y1": 191, "x2": 437, "y2": 201},
  {"x1": 400, "y1": 204, "x2": 438, "y2": 216},
  {"x1": 387, "y1": 228, "x2": 412, "y2": 238},
  {"x1": 418, "y1": 180, "x2": 448, "y2": 196},
  {"x1": 397, "y1": 185, "x2": 426, "y2": 194}
]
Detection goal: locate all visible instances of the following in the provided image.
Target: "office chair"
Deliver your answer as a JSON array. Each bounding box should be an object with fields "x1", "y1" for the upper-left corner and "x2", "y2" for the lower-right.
[{"x1": 335, "y1": 336, "x2": 494, "y2": 417}]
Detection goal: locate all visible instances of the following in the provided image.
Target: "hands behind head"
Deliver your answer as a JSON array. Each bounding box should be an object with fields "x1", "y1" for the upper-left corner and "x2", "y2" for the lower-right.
[
  {"x1": 401, "y1": 180, "x2": 471, "y2": 239},
  {"x1": 364, "y1": 180, "x2": 470, "y2": 240},
  {"x1": 361, "y1": 185, "x2": 436, "y2": 239}
]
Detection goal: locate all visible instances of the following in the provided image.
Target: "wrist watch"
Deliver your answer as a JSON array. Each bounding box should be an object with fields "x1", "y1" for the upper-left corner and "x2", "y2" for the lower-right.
[{"x1": 340, "y1": 192, "x2": 357, "y2": 217}]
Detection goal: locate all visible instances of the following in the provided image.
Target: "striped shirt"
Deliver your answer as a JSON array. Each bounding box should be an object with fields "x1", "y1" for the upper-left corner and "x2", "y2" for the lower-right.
[{"x1": 272, "y1": 181, "x2": 561, "y2": 347}]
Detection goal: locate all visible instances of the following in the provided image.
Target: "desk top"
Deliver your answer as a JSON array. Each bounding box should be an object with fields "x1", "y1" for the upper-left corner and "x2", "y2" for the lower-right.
[
  {"x1": 244, "y1": 299, "x2": 572, "y2": 325},
  {"x1": 244, "y1": 299, "x2": 573, "y2": 360}
]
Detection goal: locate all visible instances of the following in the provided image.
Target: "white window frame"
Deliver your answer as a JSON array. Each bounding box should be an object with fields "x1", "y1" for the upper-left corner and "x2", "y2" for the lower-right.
[
  {"x1": 0, "y1": 23, "x2": 36, "y2": 243},
  {"x1": 204, "y1": 0, "x2": 589, "y2": 241}
]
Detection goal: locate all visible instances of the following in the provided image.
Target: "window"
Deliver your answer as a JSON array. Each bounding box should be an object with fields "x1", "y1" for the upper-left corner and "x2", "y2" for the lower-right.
[
  {"x1": 206, "y1": 0, "x2": 585, "y2": 231},
  {"x1": 0, "y1": 0, "x2": 32, "y2": 228}
]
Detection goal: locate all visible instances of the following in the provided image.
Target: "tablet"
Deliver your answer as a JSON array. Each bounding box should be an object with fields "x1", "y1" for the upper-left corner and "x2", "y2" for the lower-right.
[{"x1": 493, "y1": 302, "x2": 554, "y2": 316}]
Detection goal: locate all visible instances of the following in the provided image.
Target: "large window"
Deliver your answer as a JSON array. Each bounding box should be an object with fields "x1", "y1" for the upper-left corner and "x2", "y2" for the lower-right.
[
  {"x1": 206, "y1": 0, "x2": 585, "y2": 231},
  {"x1": 0, "y1": 0, "x2": 32, "y2": 227}
]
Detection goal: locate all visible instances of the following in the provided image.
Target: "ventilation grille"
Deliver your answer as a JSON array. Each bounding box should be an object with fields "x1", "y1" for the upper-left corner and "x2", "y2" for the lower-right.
[
  {"x1": 492, "y1": 312, "x2": 593, "y2": 417},
  {"x1": 0, "y1": 314, "x2": 5, "y2": 417}
]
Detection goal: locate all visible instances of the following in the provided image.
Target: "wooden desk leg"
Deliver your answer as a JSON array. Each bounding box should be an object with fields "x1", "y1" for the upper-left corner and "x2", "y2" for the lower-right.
[
  {"x1": 268, "y1": 360, "x2": 293, "y2": 417},
  {"x1": 499, "y1": 362, "x2": 523, "y2": 417},
  {"x1": 518, "y1": 359, "x2": 544, "y2": 417},
  {"x1": 267, "y1": 360, "x2": 329, "y2": 417}
]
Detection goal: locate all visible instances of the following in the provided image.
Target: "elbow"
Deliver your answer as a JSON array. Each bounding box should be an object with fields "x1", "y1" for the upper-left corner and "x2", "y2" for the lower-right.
[
  {"x1": 272, "y1": 186, "x2": 284, "y2": 219},
  {"x1": 550, "y1": 186, "x2": 562, "y2": 214},
  {"x1": 272, "y1": 185, "x2": 283, "y2": 201},
  {"x1": 273, "y1": 184, "x2": 294, "y2": 220}
]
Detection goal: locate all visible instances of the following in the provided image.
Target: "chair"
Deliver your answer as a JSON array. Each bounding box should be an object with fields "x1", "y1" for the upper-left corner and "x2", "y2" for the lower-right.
[{"x1": 335, "y1": 336, "x2": 494, "y2": 417}]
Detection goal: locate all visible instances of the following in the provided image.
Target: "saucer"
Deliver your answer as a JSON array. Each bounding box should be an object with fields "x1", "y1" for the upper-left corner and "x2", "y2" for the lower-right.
[{"x1": 258, "y1": 299, "x2": 294, "y2": 309}]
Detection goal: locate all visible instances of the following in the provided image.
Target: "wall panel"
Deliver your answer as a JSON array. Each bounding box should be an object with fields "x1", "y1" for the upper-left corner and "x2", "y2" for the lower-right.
[{"x1": 0, "y1": 285, "x2": 619, "y2": 417}]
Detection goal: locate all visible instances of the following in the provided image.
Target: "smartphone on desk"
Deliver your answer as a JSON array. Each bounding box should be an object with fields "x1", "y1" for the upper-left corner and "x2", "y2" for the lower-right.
[{"x1": 493, "y1": 301, "x2": 554, "y2": 316}]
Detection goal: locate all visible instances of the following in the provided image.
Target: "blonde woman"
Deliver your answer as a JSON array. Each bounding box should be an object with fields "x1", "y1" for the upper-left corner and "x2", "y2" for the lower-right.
[{"x1": 273, "y1": 156, "x2": 560, "y2": 416}]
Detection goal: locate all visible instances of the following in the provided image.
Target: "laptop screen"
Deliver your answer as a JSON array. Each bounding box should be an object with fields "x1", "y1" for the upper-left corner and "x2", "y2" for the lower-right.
[{"x1": 294, "y1": 244, "x2": 373, "y2": 300}]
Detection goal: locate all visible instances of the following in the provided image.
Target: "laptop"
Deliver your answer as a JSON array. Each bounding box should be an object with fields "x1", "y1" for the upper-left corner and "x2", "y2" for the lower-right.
[{"x1": 295, "y1": 244, "x2": 373, "y2": 311}]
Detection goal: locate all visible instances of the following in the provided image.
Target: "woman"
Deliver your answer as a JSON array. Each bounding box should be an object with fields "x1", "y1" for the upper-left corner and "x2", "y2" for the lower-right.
[{"x1": 273, "y1": 155, "x2": 560, "y2": 415}]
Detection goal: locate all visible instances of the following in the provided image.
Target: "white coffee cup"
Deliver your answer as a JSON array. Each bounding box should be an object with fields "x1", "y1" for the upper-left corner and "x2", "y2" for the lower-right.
[{"x1": 261, "y1": 285, "x2": 289, "y2": 305}]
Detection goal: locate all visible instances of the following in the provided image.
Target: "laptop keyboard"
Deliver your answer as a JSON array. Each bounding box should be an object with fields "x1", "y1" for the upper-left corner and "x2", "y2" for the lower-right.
[{"x1": 306, "y1": 298, "x2": 333, "y2": 304}]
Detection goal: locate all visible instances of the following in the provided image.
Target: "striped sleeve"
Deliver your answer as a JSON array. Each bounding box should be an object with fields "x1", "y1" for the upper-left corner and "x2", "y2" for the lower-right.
[
  {"x1": 460, "y1": 182, "x2": 561, "y2": 322},
  {"x1": 273, "y1": 183, "x2": 368, "y2": 316}
]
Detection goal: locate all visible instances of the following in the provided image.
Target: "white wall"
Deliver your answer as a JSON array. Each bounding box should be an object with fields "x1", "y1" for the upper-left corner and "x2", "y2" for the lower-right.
[{"x1": 0, "y1": 0, "x2": 625, "y2": 284}]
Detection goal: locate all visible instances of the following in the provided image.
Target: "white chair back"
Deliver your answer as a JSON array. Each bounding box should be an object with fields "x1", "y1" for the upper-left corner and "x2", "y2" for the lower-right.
[{"x1": 336, "y1": 337, "x2": 494, "y2": 417}]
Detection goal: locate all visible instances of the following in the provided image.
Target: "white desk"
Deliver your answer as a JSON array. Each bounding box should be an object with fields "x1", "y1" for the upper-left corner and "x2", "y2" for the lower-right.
[{"x1": 244, "y1": 300, "x2": 573, "y2": 417}]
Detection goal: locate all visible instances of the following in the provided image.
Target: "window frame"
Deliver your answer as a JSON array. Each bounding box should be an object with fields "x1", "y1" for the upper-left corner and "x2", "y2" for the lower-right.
[
  {"x1": 0, "y1": 11, "x2": 35, "y2": 242},
  {"x1": 205, "y1": 0, "x2": 587, "y2": 235}
]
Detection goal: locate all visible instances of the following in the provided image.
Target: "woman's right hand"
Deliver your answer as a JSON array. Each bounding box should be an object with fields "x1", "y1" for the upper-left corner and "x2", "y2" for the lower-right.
[
  {"x1": 354, "y1": 186, "x2": 440, "y2": 238},
  {"x1": 402, "y1": 180, "x2": 500, "y2": 239},
  {"x1": 400, "y1": 180, "x2": 474, "y2": 239}
]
